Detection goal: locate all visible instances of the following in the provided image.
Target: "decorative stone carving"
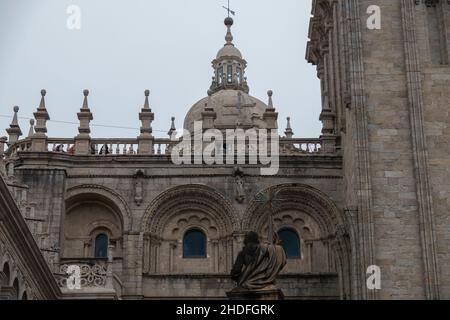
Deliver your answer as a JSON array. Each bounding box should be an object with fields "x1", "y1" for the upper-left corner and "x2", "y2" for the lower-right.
[
  {"x1": 134, "y1": 169, "x2": 145, "y2": 206},
  {"x1": 233, "y1": 167, "x2": 245, "y2": 203},
  {"x1": 57, "y1": 263, "x2": 107, "y2": 288}
]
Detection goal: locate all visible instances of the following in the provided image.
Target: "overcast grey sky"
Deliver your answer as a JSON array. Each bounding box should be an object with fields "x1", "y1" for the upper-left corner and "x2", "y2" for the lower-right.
[{"x1": 0, "y1": 0, "x2": 321, "y2": 139}]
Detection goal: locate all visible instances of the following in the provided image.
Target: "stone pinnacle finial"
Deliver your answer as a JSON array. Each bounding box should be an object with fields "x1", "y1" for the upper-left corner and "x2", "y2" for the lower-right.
[
  {"x1": 267, "y1": 90, "x2": 274, "y2": 109},
  {"x1": 285, "y1": 117, "x2": 294, "y2": 138},
  {"x1": 168, "y1": 117, "x2": 176, "y2": 137},
  {"x1": 38, "y1": 89, "x2": 47, "y2": 110},
  {"x1": 28, "y1": 119, "x2": 35, "y2": 137},
  {"x1": 82, "y1": 89, "x2": 89, "y2": 109},
  {"x1": 12, "y1": 106, "x2": 19, "y2": 126},
  {"x1": 6, "y1": 106, "x2": 22, "y2": 143},
  {"x1": 144, "y1": 90, "x2": 150, "y2": 109}
]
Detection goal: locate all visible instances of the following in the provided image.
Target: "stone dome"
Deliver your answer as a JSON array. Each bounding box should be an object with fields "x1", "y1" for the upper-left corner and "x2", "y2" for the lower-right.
[
  {"x1": 184, "y1": 89, "x2": 269, "y2": 133},
  {"x1": 216, "y1": 44, "x2": 242, "y2": 59}
]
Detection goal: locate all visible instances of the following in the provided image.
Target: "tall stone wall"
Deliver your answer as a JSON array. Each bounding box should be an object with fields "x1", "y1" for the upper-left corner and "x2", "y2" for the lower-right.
[{"x1": 308, "y1": 0, "x2": 450, "y2": 299}]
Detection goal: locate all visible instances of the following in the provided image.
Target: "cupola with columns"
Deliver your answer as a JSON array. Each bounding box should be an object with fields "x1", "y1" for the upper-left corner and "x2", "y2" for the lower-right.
[{"x1": 209, "y1": 17, "x2": 249, "y2": 94}]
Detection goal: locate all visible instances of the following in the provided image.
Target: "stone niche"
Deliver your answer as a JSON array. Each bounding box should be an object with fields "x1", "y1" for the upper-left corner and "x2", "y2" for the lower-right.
[{"x1": 63, "y1": 194, "x2": 123, "y2": 258}]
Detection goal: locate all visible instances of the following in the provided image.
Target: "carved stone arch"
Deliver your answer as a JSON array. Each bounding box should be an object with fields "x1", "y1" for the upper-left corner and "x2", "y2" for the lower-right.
[
  {"x1": 20, "y1": 282, "x2": 32, "y2": 300},
  {"x1": 142, "y1": 184, "x2": 239, "y2": 237},
  {"x1": 0, "y1": 253, "x2": 12, "y2": 287},
  {"x1": 65, "y1": 184, "x2": 132, "y2": 231},
  {"x1": 242, "y1": 183, "x2": 343, "y2": 235},
  {"x1": 243, "y1": 183, "x2": 353, "y2": 299}
]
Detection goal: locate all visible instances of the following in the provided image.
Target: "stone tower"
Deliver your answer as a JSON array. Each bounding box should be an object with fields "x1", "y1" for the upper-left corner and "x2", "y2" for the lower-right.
[{"x1": 307, "y1": 0, "x2": 450, "y2": 299}]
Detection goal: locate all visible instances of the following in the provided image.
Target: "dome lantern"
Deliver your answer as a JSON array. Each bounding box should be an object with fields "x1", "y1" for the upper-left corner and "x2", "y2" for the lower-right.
[{"x1": 210, "y1": 17, "x2": 249, "y2": 94}]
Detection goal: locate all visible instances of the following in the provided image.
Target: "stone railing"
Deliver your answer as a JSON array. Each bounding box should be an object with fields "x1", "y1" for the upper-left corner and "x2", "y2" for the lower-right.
[
  {"x1": 55, "y1": 258, "x2": 112, "y2": 289},
  {"x1": 4, "y1": 137, "x2": 327, "y2": 157},
  {"x1": 279, "y1": 138, "x2": 322, "y2": 155}
]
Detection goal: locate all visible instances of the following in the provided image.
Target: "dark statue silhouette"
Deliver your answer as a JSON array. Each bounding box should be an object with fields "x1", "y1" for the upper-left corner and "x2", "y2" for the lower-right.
[{"x1": 229, "y1": 231, "x2": 286, "y2": 296}]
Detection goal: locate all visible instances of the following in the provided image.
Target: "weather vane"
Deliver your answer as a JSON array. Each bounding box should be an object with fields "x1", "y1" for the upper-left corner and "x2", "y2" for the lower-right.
[{"x1": 222, "y1": 0, "x2": 236, "y2": 17}]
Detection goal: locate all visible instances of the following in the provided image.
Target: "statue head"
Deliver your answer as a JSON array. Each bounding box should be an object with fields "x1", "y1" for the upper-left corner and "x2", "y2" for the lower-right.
[{"x1": 244, "y1": 231, "x2": 260, "y2": 246}]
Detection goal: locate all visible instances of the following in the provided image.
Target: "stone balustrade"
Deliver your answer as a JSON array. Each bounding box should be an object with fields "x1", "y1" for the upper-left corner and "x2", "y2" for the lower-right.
[
  {"x1": 4, "y1": 137, "x2": 326, "y2": 157},
  {"x1": 55, "y1": 258, "x2": 113, "y2": 290}
]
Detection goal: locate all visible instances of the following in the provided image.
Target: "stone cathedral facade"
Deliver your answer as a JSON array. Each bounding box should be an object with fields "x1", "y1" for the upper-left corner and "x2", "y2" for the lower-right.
[{"x1": 0, "y1": 0, "x2": 449, "y2": 300}]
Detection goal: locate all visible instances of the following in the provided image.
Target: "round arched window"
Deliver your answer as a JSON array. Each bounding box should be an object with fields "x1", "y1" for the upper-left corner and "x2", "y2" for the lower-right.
[
  {"x1": 278, "y1": 229, "x2": 301, "y2": 259},
  {"x1": 95, "y1": 233, "x2": 109, "y2": 258},
  {"x1": 183, "y1": 229, "x2": 207, "y2": 259}
]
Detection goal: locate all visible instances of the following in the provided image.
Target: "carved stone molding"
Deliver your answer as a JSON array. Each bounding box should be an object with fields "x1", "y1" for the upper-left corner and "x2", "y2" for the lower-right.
[
  {"x1": 142, "y1": 184, "x2": 239, "y2": 236},
  {"x1": 65, "y1": 184, "x2": 132, "y2": 231}
]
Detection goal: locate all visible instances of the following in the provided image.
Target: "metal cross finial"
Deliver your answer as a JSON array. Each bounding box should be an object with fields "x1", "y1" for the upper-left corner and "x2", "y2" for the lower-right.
[{"x1": 222, "y1": 0, "x2": 235, "y2": 17}]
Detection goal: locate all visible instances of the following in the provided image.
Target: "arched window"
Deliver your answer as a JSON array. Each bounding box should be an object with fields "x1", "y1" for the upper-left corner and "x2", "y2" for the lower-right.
[
  {"x1": 278, "y1": 229, "x2": 301, "y2": 259},
  {"x1": 183, "y1": 229, "x2": 207, "y2": 259},
  {"x1": 227, "y1": 64, "x2": 233, "y2": 83},
  {"x1": 21, "y1": 291, "x2": 28, "y2": 300},
  {"x1": 217, "y1": 67, "x2": 223, "y2": 84},
  {"x1": 95, "y1": 233, "x2": 108, "y2": 258}
]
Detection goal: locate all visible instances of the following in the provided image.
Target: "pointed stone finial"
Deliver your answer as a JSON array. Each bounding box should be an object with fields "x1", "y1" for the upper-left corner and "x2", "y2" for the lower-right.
[
  {"x1": 31, "y1": 90, "x2": 50, "y2": 151},
  {"x1": 28, "y1": 119, "x2": 35, "y2": 138},
  {"x1": 138, "y1": 89, "x2": 155, "y2": 154},
  {"x1": 6, "y1": 106, "x2": 22, "y2": 144},
  {"x1": 33, "y1": 89, "x2": 50, "y2": 135},
  {"x1": 12, "y1": 106, "x2": 19, "y2": 126},
  {"x1": 263, "y1": 91, "x2": 278, "y2": 130},
  {"x1": 267, "y1": 90, "x2": 274, "y2": 109},
  {"x1": 285, "y1": 117, "x2": 294, "y2": 138},
  {"x1": 39, "y1": 89, "x2": 47, "y2": 109},
  {"x1": 168, "y1": 117, "x2": 177, "y2": 137},
  {"x1": 144, "y1": 89, "x2": 150, "y2": 110},
  {"x1": 82, "y1": 89, "x2": 90, "y2": 110},
  {"x1": 75, "y1": 89, "x2": 94, "y2": 154}
]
